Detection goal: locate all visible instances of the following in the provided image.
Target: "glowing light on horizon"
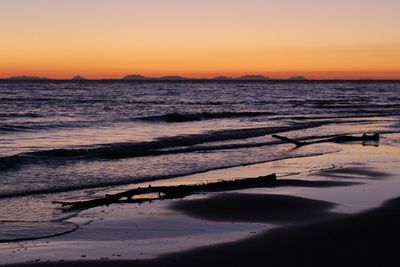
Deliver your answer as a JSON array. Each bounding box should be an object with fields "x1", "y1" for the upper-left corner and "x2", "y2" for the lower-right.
[{"x1": 1, "y1": 0, "x2": 400, "y2": 79}]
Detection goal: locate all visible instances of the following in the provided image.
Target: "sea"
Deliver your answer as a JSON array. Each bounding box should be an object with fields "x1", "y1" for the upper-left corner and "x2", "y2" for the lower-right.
[{"x1": 0, "y1": 80, "x2": 399, "y2": 241}]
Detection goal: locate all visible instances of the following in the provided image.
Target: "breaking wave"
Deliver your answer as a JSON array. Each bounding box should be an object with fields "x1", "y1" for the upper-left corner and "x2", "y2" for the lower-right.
[
  {"x1": 0, "y1": 122, "x2": 322, "y2": 171},
  {"x1": 138, "y1": 111, "x2": 275, "y2": 123}
]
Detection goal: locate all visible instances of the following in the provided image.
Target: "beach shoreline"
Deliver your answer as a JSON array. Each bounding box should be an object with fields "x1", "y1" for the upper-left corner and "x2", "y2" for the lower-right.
[
  {"x1": 9, "y1": 195, "x2": 400, "y2": 267},
  {"x1": 1, "y1": 140, "x2": 400, "y2": 266}
]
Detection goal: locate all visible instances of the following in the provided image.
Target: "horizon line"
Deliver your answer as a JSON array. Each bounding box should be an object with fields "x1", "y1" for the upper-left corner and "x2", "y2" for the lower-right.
[{"x1": 2, "y1": 73, "x2": 400, "y2": 81}]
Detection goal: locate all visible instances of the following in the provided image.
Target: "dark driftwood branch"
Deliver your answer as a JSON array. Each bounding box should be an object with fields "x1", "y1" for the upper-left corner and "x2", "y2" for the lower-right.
[
  {"x1": 272, "y1": 133, "x2": 380, "y2": 147},
  {"x1": 53, "y1": 173, "x2": 277, "y2": 210}
]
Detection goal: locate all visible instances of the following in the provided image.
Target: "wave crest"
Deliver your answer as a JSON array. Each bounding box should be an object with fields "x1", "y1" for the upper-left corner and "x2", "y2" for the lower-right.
[{"x1": 138, "y1": 111, "x2": 275, "y2": 123}]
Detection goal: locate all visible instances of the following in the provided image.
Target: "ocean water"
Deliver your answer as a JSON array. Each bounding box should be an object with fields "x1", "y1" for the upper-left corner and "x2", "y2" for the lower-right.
[{"x1": 0, "y1": 80, "x2": 400, "y2": 241}]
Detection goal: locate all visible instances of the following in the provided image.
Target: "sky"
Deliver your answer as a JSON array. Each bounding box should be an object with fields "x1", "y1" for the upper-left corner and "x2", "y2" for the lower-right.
[{"x1": 1, "y1": 0, "x2": 400, "y2": 79}]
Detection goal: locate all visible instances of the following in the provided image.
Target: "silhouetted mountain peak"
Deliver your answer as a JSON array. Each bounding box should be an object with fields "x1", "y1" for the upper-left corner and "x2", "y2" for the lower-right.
[
  {"x1": 122, "y1": 75, "x2": 148, "y2": 80},
  {"x1": 287, "y1": 76, "x2": 307, "y2": 81},
  {"x1": 159, "y1": 76, "x2": 188, "y2": 80},
  {"x1": 237, "y1": 75, "x2": 270, "y2": 80},
  {"x1": 212, "y1": 76, "x2": 233, "y2": 80},
  {"x1": 72, "y1": 76, "x2": 87, "y2": 80}
]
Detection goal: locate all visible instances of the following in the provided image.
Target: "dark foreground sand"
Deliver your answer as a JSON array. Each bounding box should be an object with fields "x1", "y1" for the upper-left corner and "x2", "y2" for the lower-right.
[{"x1": 10, "y1": 192, "x2": 400, "y2": 267}]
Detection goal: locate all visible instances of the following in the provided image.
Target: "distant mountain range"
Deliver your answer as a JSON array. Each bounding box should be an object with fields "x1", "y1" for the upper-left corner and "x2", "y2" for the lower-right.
[
  {"x1": 122, "y1": 74, "x2": 274, "y2": 81},
  {"x1": 1, "y1": 75, "x2": 309, "y2": 81}
]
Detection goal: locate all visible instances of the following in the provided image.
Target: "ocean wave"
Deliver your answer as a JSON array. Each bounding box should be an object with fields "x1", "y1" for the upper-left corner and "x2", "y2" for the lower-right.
[
  {"x1": 0, "y1": 151, "x2": 329, "y2": 199},
  {"x1": 0, "y1": 112, "x2": 42, "y2": 118},
  {"x1": 0, "y1": 124, "x2": 64, "y2": 133},
  {"x1": 0, "y1": 125, "x2": 36, "y2": 132},
  {"x1": 0, "y1": 122, "x2": 322, "y2": 171},
  {"x1": 0, "y1": 121, "x2": 95, "y2": 133},
  {"x1": 315, "y1": 103, "x2": 400, "y2": 110},
  {"x1": 137, "y1": 111, "x2": 275, "y2": 123}
]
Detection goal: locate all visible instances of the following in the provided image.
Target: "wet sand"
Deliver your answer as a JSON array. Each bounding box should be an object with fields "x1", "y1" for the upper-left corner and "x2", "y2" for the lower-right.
[
  {"x1": 3, "y1": 142, "x2": 400, "y2": 267},
  {"x1": 7, "y1": 194, "x2": 400, "y2": 267},
  {"x1": 152, "y1": 195, "x2": 400, "y2": 267},
  {"x1": 172, "y1": 193, "x2": 338, "y2": 224}
]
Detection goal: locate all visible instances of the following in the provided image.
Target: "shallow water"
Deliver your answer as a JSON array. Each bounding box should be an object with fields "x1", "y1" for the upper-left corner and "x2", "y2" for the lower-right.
[{"x1": 0, "y1": 80, "x2": 399, "y2": 241}]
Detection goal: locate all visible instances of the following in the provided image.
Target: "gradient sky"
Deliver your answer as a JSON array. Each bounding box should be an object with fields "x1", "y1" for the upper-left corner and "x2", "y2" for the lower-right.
[{"x1": 1, "y1": 0, "x2": 400, "y2": 79}]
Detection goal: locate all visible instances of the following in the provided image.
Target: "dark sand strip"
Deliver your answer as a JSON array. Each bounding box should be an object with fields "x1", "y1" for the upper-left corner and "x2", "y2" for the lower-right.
[
  {"x1": 10, "y1": 193, "x2": 400, "y2": 267},
  {"x1": 275, "y1": 179, "x2": 361, "y2": 188},
  {"x1": 317, "y1": 166, "x2": 391, "y2": 179},
  {"x1": 172, "y1": 193, "x2": 338, "y2": 224}
]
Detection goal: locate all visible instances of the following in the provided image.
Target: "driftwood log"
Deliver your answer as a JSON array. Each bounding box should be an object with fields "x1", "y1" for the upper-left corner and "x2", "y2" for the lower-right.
[
  {"x1": 272, "y1": 133, "x2": 380, "y2": 147},
  {"x1": 53, "y1": 173, "x2": 277, "y2": 210}
]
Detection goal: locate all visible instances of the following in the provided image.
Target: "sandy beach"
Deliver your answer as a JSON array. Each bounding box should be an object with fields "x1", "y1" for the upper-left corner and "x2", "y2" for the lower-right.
[{"x1": 1, "y1": 133, "x2": 399, "y2": 267}]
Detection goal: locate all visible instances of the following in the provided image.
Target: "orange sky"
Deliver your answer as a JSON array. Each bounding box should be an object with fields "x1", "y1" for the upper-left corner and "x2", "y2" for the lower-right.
[{"x1": 1, "y1": 0, "x2": 400, "y2": 79}]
